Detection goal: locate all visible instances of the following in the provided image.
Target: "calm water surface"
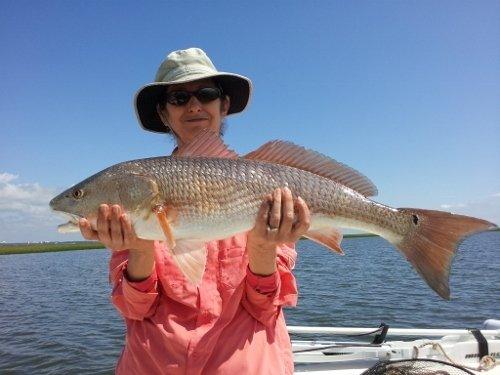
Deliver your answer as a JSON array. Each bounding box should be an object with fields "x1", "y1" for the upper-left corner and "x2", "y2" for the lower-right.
[{"x1": 0, "y1": 232, "x2": 499, "y2": 374}]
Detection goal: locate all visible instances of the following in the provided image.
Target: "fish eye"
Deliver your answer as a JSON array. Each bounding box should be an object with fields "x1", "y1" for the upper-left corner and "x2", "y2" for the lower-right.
[{"x1": 72, "y1": 189, "x2": 84, "y2": 199}]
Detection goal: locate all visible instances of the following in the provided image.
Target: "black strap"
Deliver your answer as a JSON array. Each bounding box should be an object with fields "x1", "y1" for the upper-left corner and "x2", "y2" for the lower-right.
[
  {"x1": 372, "y1": 323, "x2": 389, "y2": 344},
  {"x1": 469, "y1": 329, "x2": 489, "y2": 358},
  {"x1": 292, "y1": 342, "x2": 382, "y2": 354}
]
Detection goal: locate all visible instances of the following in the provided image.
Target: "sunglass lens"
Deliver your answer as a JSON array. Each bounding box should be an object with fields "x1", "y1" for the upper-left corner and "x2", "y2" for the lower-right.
[
  {"x1": 167, "y1": 91, "x2": 191, "y2": 105},
  {"x1": 165, "y1": 88, "x2": 222, "y2": 106},
  {"x1": 196, "y1": 88, "x2": 221, "y2": 102}
]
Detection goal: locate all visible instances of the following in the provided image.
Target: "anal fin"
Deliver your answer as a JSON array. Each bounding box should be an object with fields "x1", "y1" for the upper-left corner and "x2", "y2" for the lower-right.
[{"x1": 304, "y1": 227, "x2": 344, "y2": 255}]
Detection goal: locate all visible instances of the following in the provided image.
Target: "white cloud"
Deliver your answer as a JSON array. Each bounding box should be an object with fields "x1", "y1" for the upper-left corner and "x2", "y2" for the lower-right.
[
  {"x1": 0, "y1": 173, "x2": 79, "y2": 242},
  {"x1": 0, "y1": 172, "x2": 19, "y2": 184},
  {"x1": 0, "y1": 178, "x2": 55, "y2": 214},
  {"x1": 440, "y1": 194, "x2": 500, "y2": 226},
  {"x1": 440, "y1": 203, "x2": 466, "y2": 209}
]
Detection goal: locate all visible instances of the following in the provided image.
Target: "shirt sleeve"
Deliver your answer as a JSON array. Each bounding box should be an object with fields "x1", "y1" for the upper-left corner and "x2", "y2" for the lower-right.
[
  {"x1": 241, "y1": 242, "x2": 298, "y2": 327},
  {"x1": 109, "y1": 244, "x2": 160, "y2": 321}
]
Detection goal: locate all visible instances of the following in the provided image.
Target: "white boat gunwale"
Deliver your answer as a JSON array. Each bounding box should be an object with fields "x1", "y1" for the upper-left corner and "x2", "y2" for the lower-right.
[{"x1": 288, "y1": 325, "x2": 500, "y2": 337}]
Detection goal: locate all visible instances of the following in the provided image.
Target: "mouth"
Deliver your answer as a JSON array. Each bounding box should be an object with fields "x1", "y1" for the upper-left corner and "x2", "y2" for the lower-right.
[{"x1": 185, "y1": 117, "x2": 209, "y2": 123}]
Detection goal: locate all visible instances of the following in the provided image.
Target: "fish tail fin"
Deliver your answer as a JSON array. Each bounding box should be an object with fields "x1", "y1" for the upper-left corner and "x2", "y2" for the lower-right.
[{"x1": 394, "y1": 208, "x2": 497, "y2": 299}]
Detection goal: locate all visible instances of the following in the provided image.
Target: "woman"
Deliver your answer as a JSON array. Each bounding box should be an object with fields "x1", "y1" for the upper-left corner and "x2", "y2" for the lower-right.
[{"x1": 79, "y1": 48, "x2": 310, "y2": 374}]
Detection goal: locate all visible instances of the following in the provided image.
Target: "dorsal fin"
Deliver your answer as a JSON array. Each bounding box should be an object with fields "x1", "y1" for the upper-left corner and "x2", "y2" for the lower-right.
[
  {"x1": 175, "y1": 129, "x2": 238, "y2": 158},
  {"x1": 244, "y1": 141, "x2": 378, "y2": 197}
]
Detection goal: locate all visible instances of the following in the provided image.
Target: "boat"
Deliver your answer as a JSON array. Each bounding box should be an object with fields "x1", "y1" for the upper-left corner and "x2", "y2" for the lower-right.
[{"x1": 291, "y1": 319, "x2": 500, "y2": 374}]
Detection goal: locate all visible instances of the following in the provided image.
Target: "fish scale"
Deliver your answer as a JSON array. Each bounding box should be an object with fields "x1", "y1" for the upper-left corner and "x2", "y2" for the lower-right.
[
  {"x1": 122, "y1": 156, "x2": 406, "y2": 242},
  {"x1": 50, "y1": 134, "x2": 497, "y2": 298}
]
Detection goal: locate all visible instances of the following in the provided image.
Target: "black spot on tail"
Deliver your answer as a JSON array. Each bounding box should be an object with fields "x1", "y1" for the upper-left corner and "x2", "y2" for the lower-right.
[{"x1": 412, "y1": 214, "x2": 419, "y2": 225}]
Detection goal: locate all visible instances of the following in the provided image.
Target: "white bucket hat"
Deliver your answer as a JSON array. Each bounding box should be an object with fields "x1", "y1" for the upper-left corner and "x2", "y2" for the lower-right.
[{"x1": 135, "y1": 48, "x2": 252, "y2": 133}]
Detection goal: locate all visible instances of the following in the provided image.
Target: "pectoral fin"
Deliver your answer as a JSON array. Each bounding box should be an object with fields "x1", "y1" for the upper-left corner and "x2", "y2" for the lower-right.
[
  {"x1": 154, "y1": 205, "x2": 176, "y2": 249},
  {"x1": 304, "y1": 227, "x2": 344, "y2": 255}
]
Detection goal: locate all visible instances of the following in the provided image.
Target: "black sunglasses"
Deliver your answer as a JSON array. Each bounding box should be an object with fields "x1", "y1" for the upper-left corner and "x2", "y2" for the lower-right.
[{"x1": 163, "y1": 87, "x2": 223, "y2": 106}]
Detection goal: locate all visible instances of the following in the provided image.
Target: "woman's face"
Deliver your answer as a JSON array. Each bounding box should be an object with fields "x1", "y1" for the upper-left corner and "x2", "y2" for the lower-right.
[{"x1": 158, "y1": 79, "x2": 230, "y2": 147}]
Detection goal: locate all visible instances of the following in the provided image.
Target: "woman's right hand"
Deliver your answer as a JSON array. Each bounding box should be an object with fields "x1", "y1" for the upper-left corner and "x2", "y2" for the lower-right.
[
  {"x1": 79, "y1": 204, "x2": 155, "y2": 281},
  {"x1": 79, "y1": 204, "x2": 154, "y2": 253}
]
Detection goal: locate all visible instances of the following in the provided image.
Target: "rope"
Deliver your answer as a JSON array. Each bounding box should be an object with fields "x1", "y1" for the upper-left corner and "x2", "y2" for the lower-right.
[
  {"x1": 347, "y1": 326, "x2": 384, "y2": 337},
  {"x1": 413, "y1": 342, "x2": 498, "y2": 372}
]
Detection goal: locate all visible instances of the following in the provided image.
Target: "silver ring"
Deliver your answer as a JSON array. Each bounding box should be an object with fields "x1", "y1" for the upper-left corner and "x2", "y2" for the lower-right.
[{"x1": 267, "y1": 225, "x2": 279, "y2": 232}]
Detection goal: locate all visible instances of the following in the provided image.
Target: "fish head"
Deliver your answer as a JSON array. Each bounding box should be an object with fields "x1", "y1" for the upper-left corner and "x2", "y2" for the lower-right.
[{"x1": 50, "y1": 165, "x2": 160, "y2": 232}]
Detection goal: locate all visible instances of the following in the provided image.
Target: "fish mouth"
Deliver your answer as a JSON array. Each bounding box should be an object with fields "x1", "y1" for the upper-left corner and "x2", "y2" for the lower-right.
[{"x1": 53, "y1": 212, "x2": 83, "y2": 233}]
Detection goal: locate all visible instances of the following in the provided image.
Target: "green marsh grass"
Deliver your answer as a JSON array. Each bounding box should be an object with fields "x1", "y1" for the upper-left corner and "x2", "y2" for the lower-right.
[
  {"x1": 1, "y1": 234, "x2": 382, "y2": 255},
  {"x1": 0, "y1": 241, "x2": 105, "y2": 255}
]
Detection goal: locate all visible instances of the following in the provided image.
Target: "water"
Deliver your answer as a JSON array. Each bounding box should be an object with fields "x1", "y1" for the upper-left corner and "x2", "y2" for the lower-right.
[{"x1": 0, "y1": 232, "x2": 498, "y2": 374}]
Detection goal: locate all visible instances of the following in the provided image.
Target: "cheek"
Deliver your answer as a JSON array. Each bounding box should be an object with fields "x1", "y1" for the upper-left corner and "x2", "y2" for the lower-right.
[
  {"x1": 209, "y1": 102, "x2": 225, "y2": 118},
  {"x1": 166, "y1": 104, "x2": 186, "y2": 118},
  {"x1": 164, "y1": 106, "x2": 184, "y2": 129}
]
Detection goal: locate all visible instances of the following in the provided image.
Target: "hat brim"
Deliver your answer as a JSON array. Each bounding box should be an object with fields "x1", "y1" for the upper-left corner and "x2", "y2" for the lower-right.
[{"x1": 134, "y1": 72, "x2": 252, "y2": 133}]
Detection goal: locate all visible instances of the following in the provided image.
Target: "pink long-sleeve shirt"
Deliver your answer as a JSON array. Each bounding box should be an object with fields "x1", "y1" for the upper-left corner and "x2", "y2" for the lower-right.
[{"x1": 109, "y1": 234, "x2": 298, "y2": 374}]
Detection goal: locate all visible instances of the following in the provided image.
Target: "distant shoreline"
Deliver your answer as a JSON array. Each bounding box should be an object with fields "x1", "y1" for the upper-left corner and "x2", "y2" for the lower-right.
[
  {"x1": 2, "y1": 229, "x2": 497, "y2": 255},
  {"x1": 3, "y1": 237, "x2": 377, "y2": 256},
  {"x1": 1, "y1": 235, "x2": 374, "y2": 255},
  {"x1": 0, "y1": 241, "x2": 106, "y2": 255}
]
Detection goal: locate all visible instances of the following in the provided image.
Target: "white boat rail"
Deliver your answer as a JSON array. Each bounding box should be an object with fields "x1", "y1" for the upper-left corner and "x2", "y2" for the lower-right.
[{"x1": 288, "y1": 326, "x2": 500, "y2": 337}]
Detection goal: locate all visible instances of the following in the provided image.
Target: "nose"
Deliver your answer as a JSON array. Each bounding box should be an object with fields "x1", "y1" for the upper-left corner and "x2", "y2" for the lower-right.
[{"x1": 186, "y1": 95, "x2": 203, "y2": 112}]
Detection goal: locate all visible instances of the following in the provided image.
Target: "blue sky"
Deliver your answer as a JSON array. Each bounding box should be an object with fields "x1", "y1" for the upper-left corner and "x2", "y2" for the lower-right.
[{"x1": 1, "y1": 1, "x2": 499, "y2": 242}]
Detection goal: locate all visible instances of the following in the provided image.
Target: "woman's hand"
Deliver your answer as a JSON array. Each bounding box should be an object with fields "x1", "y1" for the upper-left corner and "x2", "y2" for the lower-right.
[
  {"x1": 79, "y1": 204, "x2": 153, "y2": 252},
  {"x1": 247, "y1": 187, "x2": 310, "y2": 276},
  {"x1": 79, "y1": 204, "x2": 155, "y2": 281}
]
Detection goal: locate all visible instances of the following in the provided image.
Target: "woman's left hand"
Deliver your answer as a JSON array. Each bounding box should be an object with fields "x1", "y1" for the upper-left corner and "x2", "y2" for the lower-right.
[{"x1": 247, "y1": 187, "x2": 311, "y2": 276}]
